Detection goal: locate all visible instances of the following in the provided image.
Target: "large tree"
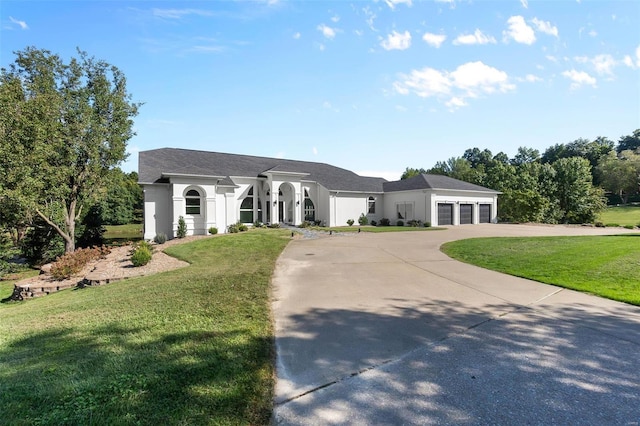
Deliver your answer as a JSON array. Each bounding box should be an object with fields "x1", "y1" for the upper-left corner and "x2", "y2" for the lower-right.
[
  {"x1": 616, "y1": 129, "x2": 640, "y2": 153},
  {"x1": 0, "y1": 47, "x2": 140, "y2": 252},
  {"x1": 597, "y1": 150, "x2": 640, "y2": 204}
]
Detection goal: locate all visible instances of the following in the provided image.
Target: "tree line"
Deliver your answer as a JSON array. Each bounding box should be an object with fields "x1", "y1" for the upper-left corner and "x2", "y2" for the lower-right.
[{"x1": 401, "y1": 129, "x2": 640, "y2": 224}]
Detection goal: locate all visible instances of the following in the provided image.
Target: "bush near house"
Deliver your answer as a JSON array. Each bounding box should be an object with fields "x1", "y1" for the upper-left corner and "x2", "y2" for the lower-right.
[
  {"x1": 208, "y1": 227, "x2": 218, "y2": 235},
  {"x1": 358, "y1": 214, "x2": 368, "y2": 226},
  {"x1": 130, "y1": 245, "x2": 152, "y2": 267},
  {"x1": 346, "y1": 219, "x2": 355, "y2": 226},
  {"x1": 379, "y1": 218, "x2": 391, "y2": 226},
  {"x1": 397, "y1": 220, "x2": 404, "y2": 227},
  {"x1": 153, "y1": 233, "x2": 167, "y2": 244}
]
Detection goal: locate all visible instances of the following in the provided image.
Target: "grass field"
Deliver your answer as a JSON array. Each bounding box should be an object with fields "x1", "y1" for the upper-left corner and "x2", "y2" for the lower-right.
[
  {"x1": 442, "y1": 235, "x2": 640, "y2": 306},
  {"x1": 0, "y1": 229, "x2": 290, "y2": 425},
  {"x1": 597, "y1": 205, "x2": 640, "y2": 227},
  {"x1": 104, "y1": 223, "x2": 143, "y2": 243}
]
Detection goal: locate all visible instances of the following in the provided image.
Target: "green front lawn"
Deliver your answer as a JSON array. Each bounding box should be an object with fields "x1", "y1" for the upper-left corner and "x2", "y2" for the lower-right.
[
  {"x1": 0, "y1": 229, "x2": 290, "y2": 425},
  {"x1": 442, "y1": 235, "x2": 640, "y2": 306},
  {"x1": 598, "y1": 205, "x2": 640, "y2": 227}
]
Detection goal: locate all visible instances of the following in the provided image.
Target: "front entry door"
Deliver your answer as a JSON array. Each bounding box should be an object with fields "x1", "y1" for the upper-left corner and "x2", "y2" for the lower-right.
[{"x1": 279, "y1": 201, "x2": 285, "y2": 223}]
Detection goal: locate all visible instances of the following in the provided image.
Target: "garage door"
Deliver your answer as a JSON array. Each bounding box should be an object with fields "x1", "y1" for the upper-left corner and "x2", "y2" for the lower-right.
[
  {"x1": 460, "y1": 204, "x2": 473, "y2": 224},
  {"x1": 438, "y1": 203, "x2": 453, "y2": 225},
  {"x1": 479, "y1": 204, "x2": 491, "y2": 223}
]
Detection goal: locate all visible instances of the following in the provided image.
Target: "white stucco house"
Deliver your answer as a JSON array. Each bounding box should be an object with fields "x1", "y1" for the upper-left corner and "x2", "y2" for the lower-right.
[{"x1": 138, "y1": 148, "x2": 500, "y2": 239}]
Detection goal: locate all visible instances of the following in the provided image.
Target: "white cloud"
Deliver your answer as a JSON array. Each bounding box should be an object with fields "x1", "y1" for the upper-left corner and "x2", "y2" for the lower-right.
[
  {"x1": 592, "y1": 54, "x2": 616, "y2": 75},
  {"x1": 520, "y1": 0, "x2": 528, "y2": 8},
  {"x1": 623, "y1": 46, "x2": 640, "y2": 68},
  {"x1": 453, "y1": 29, "x2": 496, "y2": 45},
  {"x1": 422, "y1": 32, "x2": 446, "y2": 48},
  {"x1": 445, "y1": 97, "x2": 467, "y2": 110},
  {"x1": 363, "y1": 6, "x2": 377, "y2": 31},
  {"x1": 274, "y1": 152, "x2": 286, "y2": 159},
  {"x1": 589, "y1": 29, "x2": 597, "y2": 37},
  {"x1": 9, "y1": 16, "x2": 28, "y2": 30},
  {"x1": 518, "y1": 74, "x2": 543, "y2": 83},
  {"x1": 293, "y1": 32, "x2": 301, "y2": 39},
  {"x1": 531, "y1": 17, "x2": 558, "y2": 37},
  {"x1": 381, "y1": 30, "x2": 412, "y2": 51},
  {"x1": 317, "y1": 24, "x2": 337, "y2": 39},
  {"x1": 393, "y1": 61, "x2": 514, "y2": 108},
  {"x1": 331, "y1": 15, "x2": 340, "y2": 23},
  {"x1": 385, "y1": 0, "x2": 412, "y2": 9},
  {"x1": 562, "y1": 69, "x2": 597, "y2": 89},
  {"x1": 312, "y1": 147, "x2": 318, "y2": 155},
  {"x1": 152, "y1": 8, "x2": 214, "y2": 19},
  {"x1": 503, "y1": 15, "x2": 536, "y2": 45}
]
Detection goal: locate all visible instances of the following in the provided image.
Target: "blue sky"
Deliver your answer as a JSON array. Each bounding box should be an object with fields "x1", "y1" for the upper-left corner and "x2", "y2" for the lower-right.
[{"x1": 1, "y1": 0, "x2": 639, "y2": 180}]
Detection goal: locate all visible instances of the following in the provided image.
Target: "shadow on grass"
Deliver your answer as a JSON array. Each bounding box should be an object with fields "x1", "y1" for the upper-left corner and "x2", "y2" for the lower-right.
[
  {"x1": 275, "y1": 300, "x2": 640, "y2": 424},
  {"x1": 0, "y1": 323, "x2": 273, "y2": 425}
]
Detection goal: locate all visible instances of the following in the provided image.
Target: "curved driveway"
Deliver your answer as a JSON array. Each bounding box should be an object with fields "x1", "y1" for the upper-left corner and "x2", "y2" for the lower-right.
[{"x1": 272, "y1": 224, "x2": 640, "y2": 425}]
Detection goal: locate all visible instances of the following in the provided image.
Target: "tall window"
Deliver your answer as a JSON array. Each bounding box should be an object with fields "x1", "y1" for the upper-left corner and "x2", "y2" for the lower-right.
[
  {"x1": 185, "y1": 189, "x2": 201, "y2": 215},
  {"x1": 304, "y1": 189, "x2": 315, "y2": 221},
  {"x1": 240, "y1": 187, "x2": 254, "y2": 223},
  {"x1": 368, "y1": 196, "x2": 376, "y2": 214},
  {"x1": 397, "y1": 202, "x2": 413, "y2": 221}
]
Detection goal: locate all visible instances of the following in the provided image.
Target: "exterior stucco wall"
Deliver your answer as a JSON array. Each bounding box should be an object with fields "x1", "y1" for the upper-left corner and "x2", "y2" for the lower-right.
[
  {"x1": 331, "y1": 193, "x2": 371, "y2": 227},
  {"x1": 382, "y1": 190, "x2": 430, "y2": 225},
  {"x1": 143, "y1": 184, "x2": 172, "y2": 240}
]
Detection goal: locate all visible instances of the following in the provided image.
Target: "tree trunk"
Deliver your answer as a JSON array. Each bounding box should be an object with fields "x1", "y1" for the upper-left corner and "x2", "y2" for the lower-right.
[{"x1": 35, "y1": 208, "x2": 75, "y2": 253}]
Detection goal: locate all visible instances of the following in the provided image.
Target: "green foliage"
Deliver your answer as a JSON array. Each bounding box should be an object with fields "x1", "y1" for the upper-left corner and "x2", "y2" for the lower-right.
[
  {"x1": 76, "y1": 205, "x2": 105, "y2": 249},
  {"x1": 616, "y1": 129, "x2": 640, "y2": 153},
  {"x1": 379, "y1": 218, "x2": 391, "y2": 226},
  {"x1": 268, "y1": 223, "x2": 280, "y2": 229},
  {"x1": 597, "y1": 150, "x2": 640, "y2": 204},
  {"x1": 424, "y1": 221, "x2": 432, "y2": 228},
  {"x1": 94, "y1": 169, "x2": 143, "y2": 225},
  {"x1": 370, "y1": 220, "x2": 377, "y2": 226},
  {"x1": 50, "y1": 246, "x2": 111, "y2": 280},
  {"x1": 553, "y1": 157, "x2": 605, "y2": 223},
  {"x1": 396, "y1": 220, "x2": 404, "y2": 227},
  {"x1": 298, "y1": 221, "x2": 311, "y2": 228},
  {"x1": 346, "y1": 219, "x2": 355, "y2": 226},
  {"x1": 0, "y1": 47, "x2": 140, "y2": 253},
  {"x1": 153, "y1": 233, "x2": 167, "y2": 244},
  {"x1": 130, "y1": 245, "x2": 152, "y2": 267},
  {"x1": 408, "y1": 220, "x2": 421, "y2": 227},
  {"x1": 400, "y1": 167, "x2": 427, "y2": 180},
  {"x1": 176, "y1": 216, "x2": 187, "y2": 238},
  {"x1": 227, "y1": 223, "x2": 239, "y2": 233},
  {"x1": 20, "y1": 217, "x2": 65, "y2": 265},
  {"x1": 358, "y1": 213, "x2": 368, "y2": 226},
  {"x1": 208, "y1": 227, "x2": 218, "y2": 235},
  {"x1": 238, "y1": 222, "x2": 248, "y2": 232}
]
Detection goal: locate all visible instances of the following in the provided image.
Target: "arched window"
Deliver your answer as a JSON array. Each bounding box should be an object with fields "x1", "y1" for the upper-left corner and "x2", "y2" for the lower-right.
[
  {"x1": 368, "y1": 196, "x2": 376, "y2": 214},
  {"x1": 185, "y1": 189, "x2": 202, "y2": 215},
  {"x1": 240, "y1": 186, "x2": 254, "y2": 223},
  {"x1": 304, "y1": 189, "x2": 315, "y2": 221}
]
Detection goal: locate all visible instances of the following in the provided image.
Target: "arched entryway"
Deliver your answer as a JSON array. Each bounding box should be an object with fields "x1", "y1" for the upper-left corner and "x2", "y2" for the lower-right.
[{"x1": 277, "y1": 182, "x2": 295, "y2": 224}]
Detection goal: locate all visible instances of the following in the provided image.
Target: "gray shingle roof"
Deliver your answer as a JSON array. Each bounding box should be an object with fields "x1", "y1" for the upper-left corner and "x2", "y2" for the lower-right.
[
  {"x1": 383, "y1": 174, "x2": 499, "y2": 193},
  {"x1": 139, "y1": 148, "x2": 386, "y2": 192}
]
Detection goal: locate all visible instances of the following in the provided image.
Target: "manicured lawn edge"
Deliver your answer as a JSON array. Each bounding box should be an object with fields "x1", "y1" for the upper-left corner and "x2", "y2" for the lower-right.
[{"x1": 441, "y1": 235, "x2": 640, "y2": 306}]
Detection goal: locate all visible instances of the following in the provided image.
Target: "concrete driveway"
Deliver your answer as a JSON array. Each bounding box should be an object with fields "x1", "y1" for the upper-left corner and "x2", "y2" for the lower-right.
[{"x1": 272, "y1": 224, "x2": 640, "y2": 425}]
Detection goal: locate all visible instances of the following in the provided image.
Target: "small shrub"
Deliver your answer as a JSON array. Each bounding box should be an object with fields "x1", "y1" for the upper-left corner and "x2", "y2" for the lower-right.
[
  {"x1": 594, "y1": 221, "x2": 605, "y2": 228},
  {"x1": 268, "y1": 223, "x2": 280, "y2": 229},
  {"x1": 314, "y1": 220, "x2": 322, "y2": 226},
  {"x1": 379, "y1": 218, "x2": 390, "y2": 226},
  {"x1": 253, "y1": 221, "x2": 265, "y2": 228},
  {"x1": 408, "y1": 220, "x2": 421, "y2": 227},
  {"x1": 397, "y1": 220, "x2": 404, "y2": 227},
  {"x1": 238, "y1": 223, "x2": 248, "y2": 232},
  {"x1": 208, "y1": 227, "x2": 218, "y2": 235},
  {"x1": 154, "y1": 233, "x2": 167, "y2": 244},
  {"x1": 370, "y1": 220, "x2": 377, "y2": 227},
  {"x1": 177, "y1": 216, "x2": 187, "y2": 238},
  {"x1": 299, "y1": 221, "x2": 311, "y2": 228},
  {"x1": 346, "y1": 219, "x2": 355, "y2": 226},
  {"x1": 50, "y1": 246, "x2": 111, "y2": 281},
  {"x1": 624, "y1": 224, "x2": 635, "y2": 229},
  {"x1": 424, "y1": 221, "x2": 432, "y2": 228},
  {"x1": 131, "y1": 245, "x2": 152, "y2": 267},
  {"x1": 605, "y1": 223, "x2": 619, "y2": 228},
  {"x1": 227, "y1": 224, "x2": 239, "y2": 233},
  {"x1": 358, "y1": 214, "x2": 368, "y2": 226}
]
